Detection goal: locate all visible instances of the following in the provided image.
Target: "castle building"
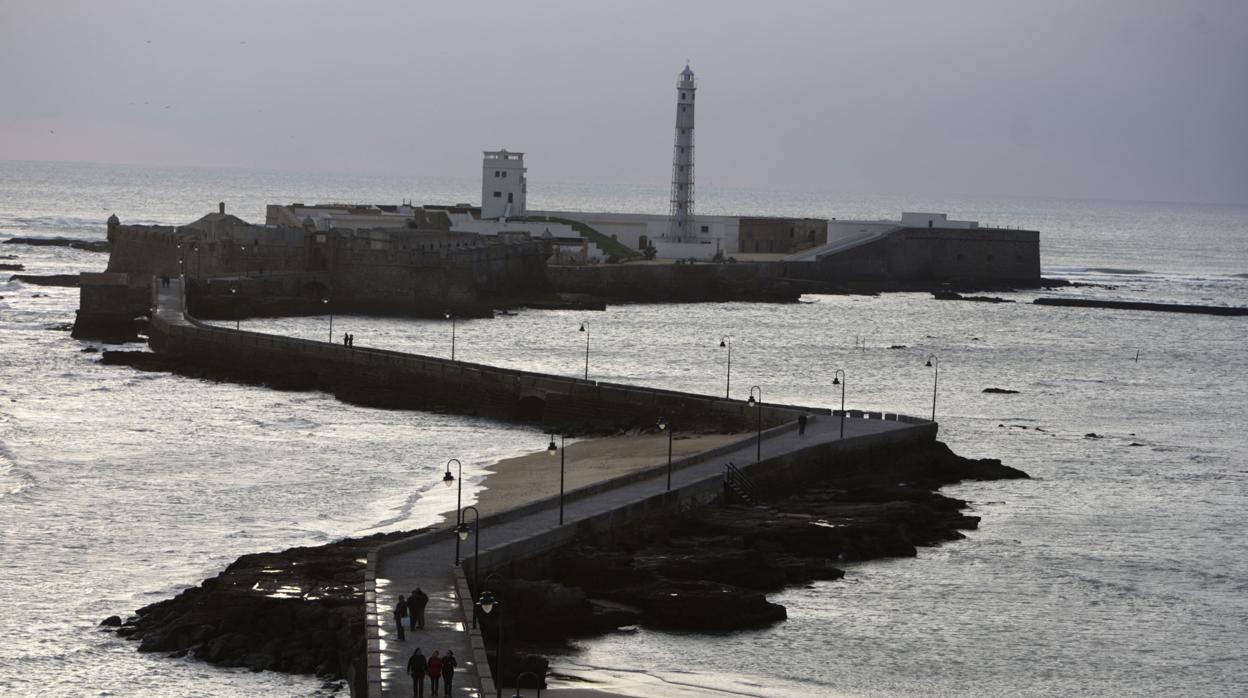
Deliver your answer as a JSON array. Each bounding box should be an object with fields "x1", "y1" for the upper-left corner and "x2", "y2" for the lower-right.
[{"x1": 481, "y1": 150, "x2": 527, "y2": 220}]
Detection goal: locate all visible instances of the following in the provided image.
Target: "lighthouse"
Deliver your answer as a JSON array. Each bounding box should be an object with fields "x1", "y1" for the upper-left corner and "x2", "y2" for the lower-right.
[{"x1": 667, "y1": 64, "x2": 696, "y2": 242}]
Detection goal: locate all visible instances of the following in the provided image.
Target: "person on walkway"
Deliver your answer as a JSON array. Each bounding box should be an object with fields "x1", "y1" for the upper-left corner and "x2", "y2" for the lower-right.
[
  {"x1": 798, "y1": 413, "x2": 808, "y2": 435},
  {"x1": 394, "y1": 595, "x2": 409, "y2": 642},
  {"x1": 410, "y1": 587, "x2": 429, "y2": 629},
  {"x1": 343, "y1": 332, "x2": 350, "y2": 346},
  {"x1": 406, "y1": 647, "x2": 427, "y2": 698},
  {"x1": 426, "y1": 650, "x2": 442, "y2": 695},
  {"x1": 441, "y1": 650, "x2": 457, "y2": 696}
]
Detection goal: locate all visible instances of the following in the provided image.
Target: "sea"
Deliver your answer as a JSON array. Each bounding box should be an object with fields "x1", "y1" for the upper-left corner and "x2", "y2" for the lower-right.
[{"x1": 1, "y1": 159, "x2": 1245, "y2": 697}]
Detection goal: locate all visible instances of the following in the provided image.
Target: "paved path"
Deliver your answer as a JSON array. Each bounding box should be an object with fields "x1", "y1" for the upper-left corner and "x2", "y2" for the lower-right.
[{"x1": 375, "y1": 412, "x2": 915, "y2": 697}]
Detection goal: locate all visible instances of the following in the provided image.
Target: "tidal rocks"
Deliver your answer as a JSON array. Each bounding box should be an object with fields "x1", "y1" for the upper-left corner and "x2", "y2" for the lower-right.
[
  {"x1": 983, "y1": 387, "x2": 1020, "y2": 394},
  {"x1": 8, "y1": 273, "x2": 80, "y2": 287},
  {"x1": 0, "y1": 263, "x2": 23, "y2": 271},
  {"x1": 2, "y1": 236, "x2": 110, "y2": 252},
  {"x1": 105, "y1": 528, "x2": 418, "y2": 693}
]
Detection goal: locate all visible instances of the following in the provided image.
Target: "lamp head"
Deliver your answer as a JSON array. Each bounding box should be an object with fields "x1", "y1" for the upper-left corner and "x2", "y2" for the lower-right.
[
  {"x1": 925, "y1": 359, "x2": 933, "y2": 367},
  {"x1": 832, "y1": 376, "x2": 840, "y2": 385},
  {"x1": 657, "y1": 416, "x2": 668, "y2": 430},
  {"x1": 719, "y1": 339, "x2": 726, "y2": 348},
  {"x1": 456, "y1": 522, "x2": 472, "y2": 540},
  {"x1": 444, "y1": 311, "x2": 452, "y2": 320},
  {"x1": 478, "y1": 590, "x2": 497, "y2": 615},
  {"x1": 579, "y1": 322, "x2": 586, "y2": 332},
  {"x1": 547, "y1": 438, "x2": 558, "y2": 455},
  {"x1": 747, "y1": 395, "x2": 755, "y2": 406},
  {"x1": 442, "y1": 470, "x2": 454, "y2": 487}
]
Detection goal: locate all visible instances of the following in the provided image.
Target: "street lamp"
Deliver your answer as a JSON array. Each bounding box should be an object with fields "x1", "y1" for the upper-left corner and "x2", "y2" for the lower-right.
[
  {"x1": 231, "y1": 286, "x2": 239, "y2": 331},
  {"x1": 547, "y1": 434, "x2": 567, "y2": 525},
  {"x1": 443, "y1": 458, "x2": 464, "y2": 564},
  {"x1": 478, "y1": 589, "x2": 505, "y2": 698},
  {"x1": 925, "y1": 354, "x2": 939, "y2": 422},
  {"x1": 747, "y1": 386, "x2": 762, "y2": 461},
  {"x1": 578, "y1": 321, "x2": 590, "y2": 380},
  {"x1": 513, "y1": 671, "x2": 542, "y2": 698},
  {"x1": 832, "y1": 369, "x2": 846, "y2": 439},
  {"x1": 657, "y1": 417, "x2": 674, "y2": 491},
  {"x1": 445, "y1": 310, "x2": 457, "y2": 361},
  {"x1": 458, "y1": 505, "x2": 481, "y2": 627},
  {"x1": 718, "y1": 336, "x2": 732, "y2": 399},
  {"x1": 322, "y1": 297, "x2": 333, "y2": 343}
]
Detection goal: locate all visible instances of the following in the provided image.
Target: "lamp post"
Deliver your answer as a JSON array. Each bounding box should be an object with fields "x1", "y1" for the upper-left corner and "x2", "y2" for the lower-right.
[
  {"x1": 513, "y1": 671, "x2": 542, "y2": 698},
  {"x1": 231, "y1": 286, "x2": 240, "y2": 331},
  {"x1": 478, "y1": 589, "x2": 504, "y2": 698},
  {"x1": 832, "y1": 369, "x2": 846, "y2": 439},
  {"x1": 445, "y1": 310, "x2": 456, "y2": 361},
  {"x1": 747, "y1": 386, "x2": 762, "y2": 461},
  {"x1": 657, "y1": 416, "x2": 674, "y2": 491},
  {"x1": 442, "y1": 458, "x2": 463, "y2": 564},
  {"x1": 457, "y1": 505, "x2": 481, "y2": 627},
  {"x1": 322, "y1": 297, "x2": 333, "y2": 343},
  {"x1": 578, "y1": 321, "x2": 589, "y2": 380},
  {"x1": 547, "y1": 434, "x2": 567, "y2": 525},
  {"x1": 925, "y1": 354, "x2": 939, "y2": 422},
  {"x1": 719, "y1": 336, "x2": 732, "y2": 399}
]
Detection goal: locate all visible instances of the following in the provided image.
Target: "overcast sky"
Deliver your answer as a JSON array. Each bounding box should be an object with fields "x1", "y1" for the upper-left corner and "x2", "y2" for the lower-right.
[{"x1": 2, "y1": 0, "x2": 1245, "y2": 205}]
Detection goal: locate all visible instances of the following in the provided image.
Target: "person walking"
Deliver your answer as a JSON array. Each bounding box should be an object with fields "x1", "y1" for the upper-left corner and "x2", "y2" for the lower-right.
[
  {"x1": 406, "y1": 647, "x2": 427, "y2": 698},
  {"x1": 410, "y1": 587, "x2": 429, "y2": 629},
  {"x1": 394, "y1": 595, "x2": 409, "y2": 642},
  {"x1": 797, "y1": 413, "x2": 808, "y2": 436},
  {"x1": 426, "y1": 650, "x2": 442, "y2": 695},
  {"x1": 441, "y1": 650, "x2": 457, "y2": 696}
]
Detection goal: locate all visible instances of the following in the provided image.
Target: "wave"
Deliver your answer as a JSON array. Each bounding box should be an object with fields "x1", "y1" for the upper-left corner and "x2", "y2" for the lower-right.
[
  {"x1": 0, "y1": 443, "x2": 37, "y2": 499},
  {"x1": 1085, "y1": 267, "x2": 1152, "y2": 275},
  {"x1": 1233, "y1": 273, "x2": 1248, "y2": 279}
]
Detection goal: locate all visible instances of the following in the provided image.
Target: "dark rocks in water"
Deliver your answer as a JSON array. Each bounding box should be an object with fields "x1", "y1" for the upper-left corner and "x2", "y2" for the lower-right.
[
  {"x1": 888, "y1": 344, "x2": 908, "y2": 349},
  {"x1": 0, "y1": 263, "x2": 23, "y2": 271},
  {"x1": 47, "y1": 322, "x2": 73, "y2": 332},
  {"x1": 1034, "y1": 296, "x2": 1248, "y2": 316},
  {"x1": 104, "y1": 528, "x2": 418, "y2": 694},
  {"x1": 982, "y1": 387, "x2": 1020, "y2": 394},
  {"x1": 9, "y1": 273, "x2": 80, "y2": 287},
  {"x1": 81, "y1": 346, "x2": 99, "y2": 353},
  {"x1": 931, "y1": 291, "x2": 1014, "y2": 303},
  {"x1": 1129, "y1": 442, "x2": 1144, "y2": 447},
  {"x1": 2, "y1": 236, "x2": 110, "y2": 252},
  {"x1": 1085, "y1": 432, "x2": 1102, "y2": 439}
]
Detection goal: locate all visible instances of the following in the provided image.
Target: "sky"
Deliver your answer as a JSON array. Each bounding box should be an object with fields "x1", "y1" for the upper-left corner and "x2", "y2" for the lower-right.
[{"x1": 1, "y1": 0, "x2": 1246, "y2": 205}]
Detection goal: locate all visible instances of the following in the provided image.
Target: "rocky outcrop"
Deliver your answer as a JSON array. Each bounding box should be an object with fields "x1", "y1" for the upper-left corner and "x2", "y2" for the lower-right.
[
  {"x1": 9, "y1": 273, "x2": 80, "y2": 287},
  {"x1": 103, "y1": 528, "x2": 419, "y2": 693},
  {"x1": 2, "y1": 236, "x2": 110, "y2": 252}
]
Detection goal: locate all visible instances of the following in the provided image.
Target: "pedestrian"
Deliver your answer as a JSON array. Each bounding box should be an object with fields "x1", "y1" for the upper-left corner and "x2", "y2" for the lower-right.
[
  {"x1": 406, "y1": 647, "x2": 427, "y2": 698},
  {"x1": 410, "y1": 587, "x2": 429, "y2": 629},
  {"x1": 441, "y1": 650, "x2": 457, "y2": 696},
  {"x1": 343, "y1": 332, "x2": 349, "y2": 346},
  {"x1": 797, "y1": 413, "x2": 808, "y2": 435},
  {"x1": 349, "y1": 333, "x2": 355, "y2": 347},
  {"x1": 427, "y1": 650, "x2": 442, "y2": 695},
  {"x1": 394, "y1": 595, "x2": 408, "y2": 642}
]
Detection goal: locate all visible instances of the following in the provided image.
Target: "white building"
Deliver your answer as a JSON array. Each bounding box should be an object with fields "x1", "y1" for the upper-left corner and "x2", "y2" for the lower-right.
[
  {"x1": 901, "y1": 212, "x2": 979, "y2": 229},
  {"x1": 481, "y1": 150, "x2": 527, "y2": 219},
  {"x1": 668, "y1": 65, "x2": 697, "y2": 242}
]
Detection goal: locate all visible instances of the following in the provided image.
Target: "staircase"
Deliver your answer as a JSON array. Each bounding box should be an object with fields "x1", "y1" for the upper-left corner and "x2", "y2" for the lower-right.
[{"x1": 723, "y1": 461, "x2": 760, "y2": 506}]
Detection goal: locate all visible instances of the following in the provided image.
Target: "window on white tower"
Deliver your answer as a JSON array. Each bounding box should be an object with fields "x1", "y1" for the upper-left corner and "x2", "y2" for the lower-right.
[{"x1": 493, "y1": 192, "x2": 502, "y2": 198}]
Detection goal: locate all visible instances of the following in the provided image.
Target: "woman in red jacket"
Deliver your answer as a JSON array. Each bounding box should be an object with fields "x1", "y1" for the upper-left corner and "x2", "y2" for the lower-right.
[{"x1": 426, "y1": 650, "x2": 443, "y2": 695}]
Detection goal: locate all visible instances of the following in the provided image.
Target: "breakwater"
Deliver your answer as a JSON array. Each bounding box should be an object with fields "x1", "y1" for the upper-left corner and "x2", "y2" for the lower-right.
[{"x1": 1034, "y1": 296, "x2": 1248, "y2": 316}]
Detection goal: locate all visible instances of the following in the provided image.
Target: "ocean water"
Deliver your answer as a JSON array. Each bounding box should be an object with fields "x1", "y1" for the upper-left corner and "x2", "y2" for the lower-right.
[{"x1": 1, "y1": 160, "x2": 1246, "y2": 697}]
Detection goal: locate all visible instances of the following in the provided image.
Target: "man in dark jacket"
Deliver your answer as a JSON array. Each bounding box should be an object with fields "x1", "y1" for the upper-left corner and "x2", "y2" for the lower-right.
[
  {"x1": 394, "y1": 595, "x2": 408, "y2": 642},
  {"x1": 406, "y1": 647, "x2": 427, "y2": 697},
  {"x1": 441, "y1": 650, "x2": 457, "y2": 696},
  {"x1": 410, "y1": 587, "x2": 429, "y2": 629}
]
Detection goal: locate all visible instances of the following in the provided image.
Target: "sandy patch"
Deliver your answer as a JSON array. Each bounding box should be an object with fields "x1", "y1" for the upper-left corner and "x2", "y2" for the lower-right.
[{"x1": 475, "y1": 432, "x2": 746, "y2": 515}]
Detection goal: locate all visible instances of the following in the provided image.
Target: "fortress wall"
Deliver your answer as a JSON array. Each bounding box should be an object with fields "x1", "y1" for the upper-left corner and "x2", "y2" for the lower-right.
[{"x1": 547, "y1": 262, "x2": 788, "y2": 301}]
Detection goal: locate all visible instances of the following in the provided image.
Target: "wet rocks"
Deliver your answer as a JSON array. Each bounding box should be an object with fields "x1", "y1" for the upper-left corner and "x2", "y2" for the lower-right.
[
  {"x1": 983, "y1": 387, "x2": 1020, "y2": 394},
  {"x1": 2, "y1": 236, "x2": 110, "y2": 252},
  {"x1": 8, "y1": 273, "x2": 80, "y2": 287}
]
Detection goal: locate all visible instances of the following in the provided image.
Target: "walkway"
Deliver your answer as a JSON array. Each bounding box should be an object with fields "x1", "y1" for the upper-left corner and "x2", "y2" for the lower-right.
[{"x1": 374, "y1": 412, "x2": 918, "y2": 697}]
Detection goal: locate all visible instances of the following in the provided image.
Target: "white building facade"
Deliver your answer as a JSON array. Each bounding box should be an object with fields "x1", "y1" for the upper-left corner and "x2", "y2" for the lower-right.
[{"x1": 481, "y1": 150, "x2": 527, "y2": 219}]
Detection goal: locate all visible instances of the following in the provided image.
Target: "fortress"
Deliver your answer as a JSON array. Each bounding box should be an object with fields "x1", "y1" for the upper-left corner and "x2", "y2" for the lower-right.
[{"x1": 80, "y1": 65, "x2": 1041, "y2": 335}]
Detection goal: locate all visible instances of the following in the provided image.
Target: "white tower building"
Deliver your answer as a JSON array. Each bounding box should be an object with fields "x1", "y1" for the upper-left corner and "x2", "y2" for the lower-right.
[
  {"x1": 667, "y1": 65, "x2": 696, "y2": 242},
  {"x1": 481, "y1": 150, "x2": 527, "y2": 219}
]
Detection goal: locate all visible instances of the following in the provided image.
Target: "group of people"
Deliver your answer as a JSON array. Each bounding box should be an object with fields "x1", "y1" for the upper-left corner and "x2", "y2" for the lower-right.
[
  {"x1": 405, "y1": 647, "x2": 457, "y2": 697},
  {"x1": 342, "y1": 332, "x2": 356, "y2": 347},
  {"x1": 394, "y1": 589, "x2": 458, "y2": 695}
]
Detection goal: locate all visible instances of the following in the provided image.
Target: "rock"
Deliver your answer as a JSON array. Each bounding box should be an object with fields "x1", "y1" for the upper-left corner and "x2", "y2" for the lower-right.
[
  {"x1": 100, "y1": 615, "x2": 122, "y2": 627},
  {"x1": 9, "y1": 274, "x2": 80, "y2": 287},
  {"x1": 2, "y1": 236, "x2": 110, "y2": 252},
  {"x1": 982, "y1": 387, "x2": 1020, "y2": 394},
  {"x1": 1085, "y1": 432, "x2": 1102, "y2": 439},
  {"x1": 0, "y1": 263, "x2": 23, "y2": 271}
]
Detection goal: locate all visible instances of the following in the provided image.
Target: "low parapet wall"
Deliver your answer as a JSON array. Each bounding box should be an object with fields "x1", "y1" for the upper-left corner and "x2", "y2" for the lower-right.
[{"x1": 148, "y1": 282, "x2": 821, "y2": 434}]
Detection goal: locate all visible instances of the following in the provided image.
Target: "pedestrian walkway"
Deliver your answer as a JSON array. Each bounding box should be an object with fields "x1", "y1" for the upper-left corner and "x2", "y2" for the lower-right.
[{"x1": 375, "y1": 411, "x2": 924, "y2": 697}]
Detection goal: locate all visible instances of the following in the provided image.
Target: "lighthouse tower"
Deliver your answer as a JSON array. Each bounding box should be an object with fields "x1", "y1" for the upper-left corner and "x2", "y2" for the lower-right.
[{"x1": 667, "y1": 64, "x2": 696, "y2": 242}]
